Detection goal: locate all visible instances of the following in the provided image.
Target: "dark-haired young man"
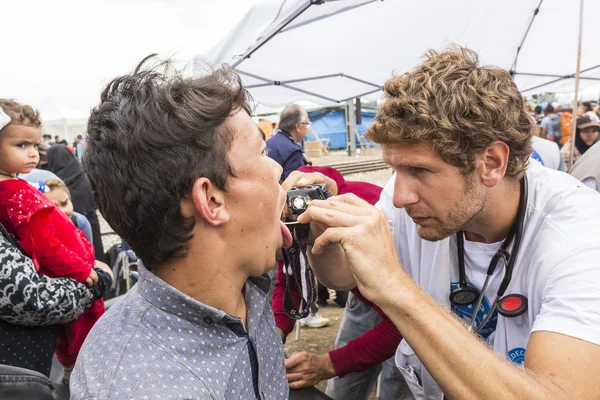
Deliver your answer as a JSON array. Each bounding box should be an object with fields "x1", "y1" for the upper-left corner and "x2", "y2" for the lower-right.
[{"x1": 70, "y1": 62, "x2": 319, "y2": 399}]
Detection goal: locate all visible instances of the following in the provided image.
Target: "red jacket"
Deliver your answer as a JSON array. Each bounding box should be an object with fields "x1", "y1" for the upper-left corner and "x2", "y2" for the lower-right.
[
  {"x1": 0, "y1": 179, "x2": 104, "y2": 360},
  {"x1": 273, "y1": 166, "x2": 403, "y2": 377}
]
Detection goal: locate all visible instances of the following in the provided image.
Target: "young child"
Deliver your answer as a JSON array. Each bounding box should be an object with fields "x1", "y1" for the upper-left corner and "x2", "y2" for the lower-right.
[
  {"x1": 0, "y1": 99, "x2": 105, "y2": 383},
  {"x1": 44, "y1": 179, "x2": 94, "y2": 244}
]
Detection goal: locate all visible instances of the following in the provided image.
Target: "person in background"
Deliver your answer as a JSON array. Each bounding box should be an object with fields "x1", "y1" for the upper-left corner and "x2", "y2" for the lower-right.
[
  {"x1": 19, "y1": 167, "x2": 59, "y2": 183},
  {"x1": 266, "y1": 104, "x2": 311, "y2": 181},
  {"x1": 45, "y1": 179, "x2": 93, "y2": 243},
  {"x1": 0, "y1": 220, "x2": 111, "y2": 377},
  {"x1": 37, "y1": 141, "x2": 51, "y2": 170},
  {"x1": 570, "y1": 140, "x2": 600, "y2": 192},
  {"x1": 529, "y1": 117, "x2": 565, "y2": 171},
  {"x1": 539, "y1": 104, "x2": 562, "y2": 146},
  {"x1": 275, "y1": 166, "x2": 412, "y2": 400},
  {"x1": 267, "y1": 103, "x2": 328, "y2": 328},
  {"x1": 580, "y1": 101, "x2": 599, "y2": 122},
  {"x1": 0, "y1": 99, "x2": 108, "y2": 385},
  {"x1": 533, "y1": 105, "x2": 544, "y2": 125},
  {"x1": 560, "y1": 115, "x2": 600, "y2": 167},
  {"x1": 73, "y1": 135, "x2": 85, "y2": 161},
  {"x1": 47, "y1": 145, "x2": 105, "y2": 262}
]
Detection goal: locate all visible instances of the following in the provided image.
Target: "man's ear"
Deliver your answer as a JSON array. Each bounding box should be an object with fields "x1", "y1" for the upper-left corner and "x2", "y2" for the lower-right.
[
  {"x1": 475, "y1": 140, "x2": 510, "y2": 187},
  {"x1": 190, "y1": 178, "x2": 230, "y2": 226}
]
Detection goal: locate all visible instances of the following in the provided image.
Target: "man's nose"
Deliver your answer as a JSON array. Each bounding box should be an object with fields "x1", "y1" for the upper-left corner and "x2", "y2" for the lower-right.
[{"x1": 393, "y1": 177, "x2": 419, "y2": 208}]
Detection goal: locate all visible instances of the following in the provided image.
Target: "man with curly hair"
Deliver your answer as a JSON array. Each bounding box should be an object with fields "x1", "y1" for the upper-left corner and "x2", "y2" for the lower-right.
[{"x1": 293, "y1": 47, "x2": 600, "y2": 399}]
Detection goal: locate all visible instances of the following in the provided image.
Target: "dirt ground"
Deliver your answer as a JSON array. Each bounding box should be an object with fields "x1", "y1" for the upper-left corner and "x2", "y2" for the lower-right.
[
  {"x1": 283, "y1": 302, "x2": 344, "y2": 394},
  {"x1": 282, "y1": 299, "x2": 379, "y2": 399}
]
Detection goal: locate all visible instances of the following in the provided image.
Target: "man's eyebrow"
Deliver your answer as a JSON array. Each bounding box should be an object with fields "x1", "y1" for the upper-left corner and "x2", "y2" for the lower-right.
[{"x1": 385, "y1": 159, "x2": 434, "y2": 169}]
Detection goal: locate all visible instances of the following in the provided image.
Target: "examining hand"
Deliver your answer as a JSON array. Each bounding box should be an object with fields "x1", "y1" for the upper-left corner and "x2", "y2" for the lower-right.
[
  {"x1": 281, "y1": 171, "x2": 339, "y2": 239},
  {"x1": 297, "y1": 193, "x2": 406, "y2": 304},
  {"x1": 285, "y1": 352, "x2": 336, "y2": 390}
]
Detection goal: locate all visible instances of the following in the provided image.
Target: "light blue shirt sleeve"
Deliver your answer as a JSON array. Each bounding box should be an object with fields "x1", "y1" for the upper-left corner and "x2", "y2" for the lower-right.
[
  {"x1": 582, "y1": 177, "x2": 598, "y2": 192},
  {"x1": 73, "y1": 212, "x2": 93, "y2": 243},
  {"x1": 540, "y1": 116, "x2": 553, "y2": 138}
]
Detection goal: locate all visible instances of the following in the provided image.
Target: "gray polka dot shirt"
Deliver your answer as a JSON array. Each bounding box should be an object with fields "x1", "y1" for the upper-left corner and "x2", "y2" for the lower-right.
[{"x1": 70, "y1": 265, "x2": 288, "y2": 399}]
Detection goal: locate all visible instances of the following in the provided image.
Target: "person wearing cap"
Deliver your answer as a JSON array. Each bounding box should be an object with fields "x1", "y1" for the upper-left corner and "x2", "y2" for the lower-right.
[
  {"x1": 560, "y1": 114, "x2": 600, "y2": 167},
  {"x1": 568, "y1": 117, "x2": 600, "y2": 191}
]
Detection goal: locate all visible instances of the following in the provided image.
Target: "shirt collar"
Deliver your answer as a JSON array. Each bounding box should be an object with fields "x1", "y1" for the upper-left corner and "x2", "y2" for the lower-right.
[
  {"x1": 136, "y1": 263, "x2": 270, "y2": 329},
  {"x1": 276, "y1": 128, "x2": 297, "y2": 143}
]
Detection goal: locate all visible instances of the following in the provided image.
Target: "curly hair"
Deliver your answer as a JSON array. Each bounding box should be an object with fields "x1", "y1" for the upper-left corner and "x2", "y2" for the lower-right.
[
  {"x1": 84, "y1": 56, "x2": 251, "y2": 269},
  {"x1": 367, "y1": 46, "x2": 532, "y2": 179},
  {"x1": 0, "y1": 99, "x2": 41, "y2": 132}
]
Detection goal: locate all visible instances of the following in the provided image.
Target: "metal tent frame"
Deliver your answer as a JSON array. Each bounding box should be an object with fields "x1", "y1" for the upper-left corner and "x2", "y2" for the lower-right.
[{"x1": 230, "y1": 0, "x2": 595, "y2": 104}]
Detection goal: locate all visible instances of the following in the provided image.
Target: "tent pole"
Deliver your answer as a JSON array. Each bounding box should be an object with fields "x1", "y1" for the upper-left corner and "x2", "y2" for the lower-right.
[
  {"x1": 345, "y1": 100, "x2": 357, "y2": 156},
  {"x1": 568, "y1": 0, "x2": 584, "y2": 171}
]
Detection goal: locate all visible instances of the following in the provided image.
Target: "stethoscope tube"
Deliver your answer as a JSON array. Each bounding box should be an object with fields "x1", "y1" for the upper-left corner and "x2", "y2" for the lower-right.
[{"x1": 453, "y1": 175, "x2": 529, "y2": 334}]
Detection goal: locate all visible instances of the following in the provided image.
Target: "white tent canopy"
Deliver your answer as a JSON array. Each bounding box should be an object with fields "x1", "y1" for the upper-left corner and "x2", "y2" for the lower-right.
[
  {"x1": 35, "y1": 97, "x2": 89, "y2": 141},
  {"x1": 195, "y1": 0, "x2": 600, "y2": 107}
]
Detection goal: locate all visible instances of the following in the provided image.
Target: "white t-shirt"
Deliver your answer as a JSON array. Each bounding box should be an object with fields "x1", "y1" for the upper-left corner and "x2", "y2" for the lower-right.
[
  {"x1": 376, "y1": 161, "x2": 600, "y2": 400},
  {"x1": 531, "y1": 136, "x2": 564, "y2": 171}
]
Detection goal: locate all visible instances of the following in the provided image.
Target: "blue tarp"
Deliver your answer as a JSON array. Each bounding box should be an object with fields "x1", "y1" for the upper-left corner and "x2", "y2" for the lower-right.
[{"x1": 306, "y1": 108, "x2": 376, "y2": 150}]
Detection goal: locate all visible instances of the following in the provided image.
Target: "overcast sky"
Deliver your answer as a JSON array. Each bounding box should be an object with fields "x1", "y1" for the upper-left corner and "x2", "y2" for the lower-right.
[{"x1": 1, "y1": 0, "x2": 263, "y2": 117}]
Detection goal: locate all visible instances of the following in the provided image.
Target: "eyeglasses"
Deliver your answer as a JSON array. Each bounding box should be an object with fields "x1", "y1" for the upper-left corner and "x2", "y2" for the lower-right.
[{"x1": 299, "y1": 122, "x2": 312, "y2": 127}]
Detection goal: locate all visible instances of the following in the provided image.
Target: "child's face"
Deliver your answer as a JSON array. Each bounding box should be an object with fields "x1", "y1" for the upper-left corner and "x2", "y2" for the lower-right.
[
  {"x1": 46, "y1": 188, "x2": 74, "y2": 218},
  {"x1": 0, "y1": 124, "x2": 41, "y2": 175}
]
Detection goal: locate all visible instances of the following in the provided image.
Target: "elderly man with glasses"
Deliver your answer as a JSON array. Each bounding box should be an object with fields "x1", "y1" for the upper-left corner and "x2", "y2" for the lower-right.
[{"x1": 266, "y1": 104, "x2": 313, "y2": 181}]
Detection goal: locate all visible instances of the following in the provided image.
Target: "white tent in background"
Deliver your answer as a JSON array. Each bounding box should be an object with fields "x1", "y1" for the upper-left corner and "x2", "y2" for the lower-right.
[
  {"x1": 195, "y1": 0, "x2": 600, "y2": 107},
  {"x1": 35, "y1": 97, "x2": 88, "y2": 142}
]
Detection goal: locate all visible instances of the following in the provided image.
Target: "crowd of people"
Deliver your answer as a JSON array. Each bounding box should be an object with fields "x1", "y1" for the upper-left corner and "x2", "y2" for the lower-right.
[
  {"x1": 1, "y1": 45, "x2": 600, "y2": 400},
  {"x1": 529, "y1": 101, "x2": 600, "y2": 170}
]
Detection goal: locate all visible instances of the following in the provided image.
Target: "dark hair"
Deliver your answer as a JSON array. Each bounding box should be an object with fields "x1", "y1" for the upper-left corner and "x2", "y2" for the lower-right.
[
  {"x1": 84, "y1": 57, "x2": 251, "y2": 269},
  {"x1": 278, "y1": 104, "x2": 305, "y2": 133},
  {"x1": 582, "y1": 101, "x2": 593, "y2": 112},
  {"x1": 77, "y1": 134, "x2": 83, "y2": 140},
  {"x1": 545, "y1": 104, "x2": 554, "y2": 114},
  {"x1": 534, "y1": 105, "x2": 542, "y2": 114}
]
